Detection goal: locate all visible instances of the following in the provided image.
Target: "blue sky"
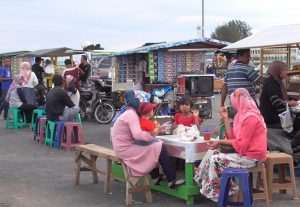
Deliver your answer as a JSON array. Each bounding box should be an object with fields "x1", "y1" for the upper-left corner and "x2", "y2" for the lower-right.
[{"x1": 1, "y1": 0, "x2": 300, "y2": 53}]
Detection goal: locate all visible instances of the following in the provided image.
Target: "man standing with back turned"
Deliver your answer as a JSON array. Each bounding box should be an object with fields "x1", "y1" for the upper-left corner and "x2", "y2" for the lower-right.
[{"x1": 221, "y1": 49, "x2": 261, "y2": 107}]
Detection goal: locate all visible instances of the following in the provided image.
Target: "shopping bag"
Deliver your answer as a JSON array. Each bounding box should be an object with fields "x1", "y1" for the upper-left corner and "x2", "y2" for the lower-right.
[{"x1": 279, "y1": 103, "x2": 293, "y2": 133}]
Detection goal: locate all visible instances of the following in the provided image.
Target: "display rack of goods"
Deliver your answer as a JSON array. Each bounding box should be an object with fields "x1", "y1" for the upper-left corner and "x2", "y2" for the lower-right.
[{"x1": 163, "y1": 52, "x2": 177, "y2": 83}]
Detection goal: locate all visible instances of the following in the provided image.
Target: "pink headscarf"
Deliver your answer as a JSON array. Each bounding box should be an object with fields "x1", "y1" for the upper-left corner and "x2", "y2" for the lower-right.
[
  {"x1": 230, "y1": 88, "x2": 266, "y2": 139},
  {"x1": 20, "y1": 62, "x2": 32, "y2": 84}
]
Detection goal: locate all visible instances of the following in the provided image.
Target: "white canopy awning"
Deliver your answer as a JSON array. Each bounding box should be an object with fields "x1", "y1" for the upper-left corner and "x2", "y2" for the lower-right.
[{"x1": 223, "y1": 24, "x2": 300, "y2": 50}]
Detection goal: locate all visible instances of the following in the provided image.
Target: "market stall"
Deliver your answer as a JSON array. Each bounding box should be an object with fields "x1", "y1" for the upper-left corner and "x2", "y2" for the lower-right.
[
  {"x1": 111, "y1": 38, "x2": 228, "y2": 117},
  {"x1": 223, "y1": 24, "x2": 300, "y2": 99},
  {"x1": 0, "y1": 51, "x2": 31, "y2": 75},
  {"x1": 22, "y1": 47, "x2": 74, "y2": 88}
]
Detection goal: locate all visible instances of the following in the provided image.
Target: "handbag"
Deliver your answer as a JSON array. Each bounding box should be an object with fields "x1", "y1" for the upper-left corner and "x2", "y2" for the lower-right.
[
  {"x1": 279, "y1": 103, "x2": 294, "y2": 133},
  {"x1": 219, "y1": 144, "x2": 237, "y2": 153}
]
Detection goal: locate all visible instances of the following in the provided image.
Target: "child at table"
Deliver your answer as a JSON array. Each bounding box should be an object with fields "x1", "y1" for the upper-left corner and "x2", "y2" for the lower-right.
[
  {"x1": 133, "y1": 102, "x2": 165, "y2": 146},
  {"x1": 172, "y1": 95, "x2": 202, "y2": 170},
  {"x1": 173, "y1": 95, "x2": 202, "y2": 130}
]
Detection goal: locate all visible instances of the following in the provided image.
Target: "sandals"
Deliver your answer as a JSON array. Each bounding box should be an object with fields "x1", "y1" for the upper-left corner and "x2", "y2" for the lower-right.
[
  {"x1": 168, "y1": 178, "x2": 185, "y2": 188},
  {"x1": 153, "y1": 174, "x2": 165, "y2": 185}
]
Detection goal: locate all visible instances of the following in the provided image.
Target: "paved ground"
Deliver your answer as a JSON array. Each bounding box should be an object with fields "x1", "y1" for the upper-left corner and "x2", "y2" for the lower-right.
[{"x1": 0, "y1": 94, "x2": 300, "y2": 207}]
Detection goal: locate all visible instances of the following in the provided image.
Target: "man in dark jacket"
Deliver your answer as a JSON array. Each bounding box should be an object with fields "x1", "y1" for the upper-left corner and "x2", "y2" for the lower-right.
[
  {"x1": 45, "y1": 74, "x2": 79, "y2": 121},
  {"x1": 79, "y1": 55, "x2": 91, "y2": 84},
  {"x1": 32, "y1": 57, "x2": 44, "y2": 84}
]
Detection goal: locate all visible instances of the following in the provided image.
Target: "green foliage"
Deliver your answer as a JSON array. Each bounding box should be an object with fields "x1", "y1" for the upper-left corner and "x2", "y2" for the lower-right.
[{"x1": 211, "y1": 20, "x2": 252, "y2": 43}]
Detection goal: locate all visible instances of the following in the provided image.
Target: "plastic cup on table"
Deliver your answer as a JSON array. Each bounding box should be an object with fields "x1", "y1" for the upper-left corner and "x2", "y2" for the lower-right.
[{"x1": 203, "y1": 128, "x2": 211, "y2": 141}]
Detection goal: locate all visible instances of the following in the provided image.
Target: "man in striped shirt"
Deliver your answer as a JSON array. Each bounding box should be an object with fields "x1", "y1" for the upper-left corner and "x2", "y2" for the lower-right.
[{"x1": 221, "y1": 49, "x2": 261, "y2": 107}]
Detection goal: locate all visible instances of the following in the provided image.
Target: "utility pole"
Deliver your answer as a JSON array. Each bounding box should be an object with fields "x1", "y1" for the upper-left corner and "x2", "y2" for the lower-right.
[{"x1": 202, "y1": 0, "x2": 204, "y2": 37}]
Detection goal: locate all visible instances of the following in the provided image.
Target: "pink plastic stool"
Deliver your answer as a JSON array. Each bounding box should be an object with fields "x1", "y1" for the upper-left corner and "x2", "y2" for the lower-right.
[
  {"x1": 38, "y1": 117, "x2": 47, "y2": 144},
  {"x1": 61, "y1": 122, "x2": 84, "y2": 151}
]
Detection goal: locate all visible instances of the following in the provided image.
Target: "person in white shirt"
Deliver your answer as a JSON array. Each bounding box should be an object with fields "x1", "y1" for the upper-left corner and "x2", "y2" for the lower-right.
[
  {"x1": 20, "y1": 62, "x2": 38, "y2": 105},
  {"x1": 44, "y1": 59, "x2": 54, "y2": 75}
]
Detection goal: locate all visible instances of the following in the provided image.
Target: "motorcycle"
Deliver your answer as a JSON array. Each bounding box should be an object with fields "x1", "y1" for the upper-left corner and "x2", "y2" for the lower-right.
[
  {"x1": 150, "y1": 85, "x2": 174, "y2": 116},
  {"x1": 79, "y1": 77, "x2": 116, "y2": 124}
]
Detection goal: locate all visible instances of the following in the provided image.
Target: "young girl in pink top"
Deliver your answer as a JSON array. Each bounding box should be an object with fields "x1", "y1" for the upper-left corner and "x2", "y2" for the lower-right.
[{"x1": 194, "y1": 88, "x2": 267, "y2": 202}]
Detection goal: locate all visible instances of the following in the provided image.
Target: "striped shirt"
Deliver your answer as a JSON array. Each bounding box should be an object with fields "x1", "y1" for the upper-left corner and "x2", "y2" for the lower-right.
[{"x1": 224, "y1": 61, "x2": 260, "y2": 99}]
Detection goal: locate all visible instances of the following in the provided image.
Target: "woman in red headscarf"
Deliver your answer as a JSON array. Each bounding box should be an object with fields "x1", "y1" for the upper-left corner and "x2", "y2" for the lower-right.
[{"x1": 194, "y1": 88, "x2": 267, "y2": 202}]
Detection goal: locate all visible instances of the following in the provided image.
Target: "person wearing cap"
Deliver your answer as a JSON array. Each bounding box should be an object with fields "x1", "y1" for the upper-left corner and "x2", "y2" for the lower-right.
[
  {"x1": 112, "y1": 90, "x2": 185, "y2": 188},
  {"x1": 133, "y1": 102, "x2": 163, "y2": 146},
  {"x1": 32, "y1": 57, "x2": 44, "y2": 85}
]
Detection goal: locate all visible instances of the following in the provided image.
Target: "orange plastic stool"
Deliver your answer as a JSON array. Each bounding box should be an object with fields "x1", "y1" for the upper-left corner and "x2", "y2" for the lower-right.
[{"x1": 61, "y1": 122, "x2": 84, "y2": 151}]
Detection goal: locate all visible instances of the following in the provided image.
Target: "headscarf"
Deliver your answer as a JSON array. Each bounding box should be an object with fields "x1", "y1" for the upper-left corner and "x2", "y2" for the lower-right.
[
  {"x1": 20, "y1": 62, "x2": 32, "y2": 84},
  {"x1": 230, "y1": 88, "x2": 266, "y2": 140},
  {"x1": 112, "y1": 90, "x2": 140, "y2": 125},
  {"x1": 5, "y1": 75, "x2": 23, "y2": 102},
  {"x1": 267, "y1": 61, "x2": 288, "y2": 100}
]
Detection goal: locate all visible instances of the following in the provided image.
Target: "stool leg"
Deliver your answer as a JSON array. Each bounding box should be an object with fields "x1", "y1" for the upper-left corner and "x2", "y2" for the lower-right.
[
  {"x1": 144, "y1": 175, "x2": 153, "y2": 203},
  {"x1": 104, "y1": 159, "x2": 112, "y2": 193},
  {"x1": 279, "y1": 164, "x2": 287, "y2": 194},
  {"x1": 267, "y1": 163, "x2": 274, "y2": 200},
  {"x1": 90, "y1": 154, "x2": 98, "y2": 184},
  {"x1": 217, "y1": 175, "x2": 231, "y2": 207},
  {"x1": 75, "y1": 151, "x2": 82, "y2": 185},
  {"x1": 261, "y1": 166, "x2": 270, "y2": 207},
  {"x1": 288, "y1": 160, "x2": 299, "y2": 200},
  {"x1": 240, "y1": 174, "x2": 252, "y2": 207}
]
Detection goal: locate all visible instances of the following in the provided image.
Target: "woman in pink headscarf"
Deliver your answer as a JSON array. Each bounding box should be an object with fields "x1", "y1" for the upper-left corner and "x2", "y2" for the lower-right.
[
  {"x1": 194, "y1": 88, "x2": 267, "y2": 202},
  {"x1": 19, "y1": 62, "x2": 38, "y2": 105}
]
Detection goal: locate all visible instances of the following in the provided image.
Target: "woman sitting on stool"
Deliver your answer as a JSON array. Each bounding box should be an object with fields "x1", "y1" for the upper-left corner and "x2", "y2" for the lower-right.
[{"x1": 6, "y1": 75, "x2": 37, "y2": 124}]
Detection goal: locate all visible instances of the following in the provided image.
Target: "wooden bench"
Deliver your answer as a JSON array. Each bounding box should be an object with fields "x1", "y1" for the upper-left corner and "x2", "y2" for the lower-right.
[{"x1": 75, "y1": 144, "x2": 152, "y2": 206}]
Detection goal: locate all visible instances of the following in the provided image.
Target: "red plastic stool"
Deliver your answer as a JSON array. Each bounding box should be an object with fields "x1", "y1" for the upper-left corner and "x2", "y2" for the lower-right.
[
  {"x1": 61, "y1": 122, "x2": 84, "y2": 151},
  {"x1": 38, "y1": 117, "x2": 47, "y2": 144}
]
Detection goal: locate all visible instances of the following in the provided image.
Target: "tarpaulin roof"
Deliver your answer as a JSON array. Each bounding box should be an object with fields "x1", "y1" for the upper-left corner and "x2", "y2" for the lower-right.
[
  {"x1": 223, "y1": 24, "x2": 300, "y2": 50},
  {"x1": 21, "y1": 47, "x2": 73, "y2": 57},
  {"x1": 0, "y1": 51, "x2": 30, "y2": 58},
  {"x1": 112, "y1": 37, "x2": 229, "y2": 56}
]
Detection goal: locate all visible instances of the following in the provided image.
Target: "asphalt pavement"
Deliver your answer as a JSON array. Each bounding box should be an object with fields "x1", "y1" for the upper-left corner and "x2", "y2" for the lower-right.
[{"x1": 0, "y1": 94, "x2": 300, "y2": 207}]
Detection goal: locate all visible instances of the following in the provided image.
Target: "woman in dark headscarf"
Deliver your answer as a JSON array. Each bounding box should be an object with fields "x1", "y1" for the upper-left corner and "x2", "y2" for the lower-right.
[
  {"x1": 111, "y1": 90, "x2": 184, "y2": 188},
  {"x1": 259, "y1": 61, "x2": 297, "y2": 128}
]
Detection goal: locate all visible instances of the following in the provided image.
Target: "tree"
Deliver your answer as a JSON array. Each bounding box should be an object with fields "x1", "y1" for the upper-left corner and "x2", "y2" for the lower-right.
[{"x1": 211, "y1": 20, "x2": 252, "y2": 43}]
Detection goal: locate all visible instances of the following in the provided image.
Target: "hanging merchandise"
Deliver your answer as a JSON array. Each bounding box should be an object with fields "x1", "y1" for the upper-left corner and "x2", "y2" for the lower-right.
[
  {"x1": 125, "y1": 55, "x2": 137, "y2": 82},
  {"x1": 148, "y1": 52, "x2": 155, "y2": 82},
  {"x1": 191, "y1": 52, "x2": 205, "y2": 73},
  {"x1": 163, "y1": 52, "x2": 176, "y2": 83},
  {"x1": 114, "y1": 58, "x2": 119, "y2": 84},
  {"x1": 119, "y1": 56, "x2": 126, "y2": 83},
  {"x1": 158, "y1": 51, "x2": 164, "y2": 82},
  {"x1": 176, "y1": 52, "x2": 185, "y2": 73},
  {"x1": 185, "y1": 52, "x2": 192, "y2": 72},
  {"x1": 153, "y1": 52, "x2": 158, "y2": 82}
]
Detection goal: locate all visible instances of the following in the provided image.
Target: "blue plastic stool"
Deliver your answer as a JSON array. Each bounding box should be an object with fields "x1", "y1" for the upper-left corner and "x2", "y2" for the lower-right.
[
  {"x1": 52, "y1": 121, "x2": 67, "y2": 149},
  {"x1": 31, "y1": 109, "x2": 45, "y2": 131},
  {"x1": 218, "y1": 168, "x2": 253, "y2": 207},
  {"x1": 33, "y1": 115, "x2": 46, "y2": 141}
]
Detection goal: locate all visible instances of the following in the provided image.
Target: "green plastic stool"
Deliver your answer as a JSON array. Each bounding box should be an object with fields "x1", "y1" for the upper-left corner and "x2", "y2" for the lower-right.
[
  {"x1": 76, "y1": 113, "x2": 81, "y2": 123},
  {"x1": 31, "y1": 109, "x2": 46, "y2": 131},
  {"x1": 6, "y1": 108, "x2": 28, "y2": 129},
  {"x1": 45, "y1": 121, "x2": 56, "y2": 147}
]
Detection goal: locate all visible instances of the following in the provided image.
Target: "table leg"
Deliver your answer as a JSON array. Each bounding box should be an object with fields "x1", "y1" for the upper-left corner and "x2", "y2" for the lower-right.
[{"x1": 185, "y1": 162, "x2": 195, "y2": 205}]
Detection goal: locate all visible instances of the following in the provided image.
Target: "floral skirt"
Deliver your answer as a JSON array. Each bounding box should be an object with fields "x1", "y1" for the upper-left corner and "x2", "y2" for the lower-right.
[{"x1": 193, "y1": 149, "x2": 258, "y2": 201}]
